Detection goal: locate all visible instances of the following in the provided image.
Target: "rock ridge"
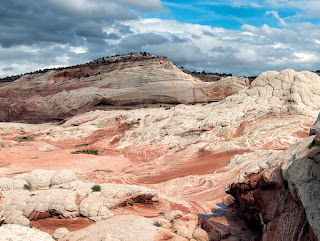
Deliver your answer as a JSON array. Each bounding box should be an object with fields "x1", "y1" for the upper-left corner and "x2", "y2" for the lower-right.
[{"x1": 0, "y1": 53, "x2": 248, "y2": 122}]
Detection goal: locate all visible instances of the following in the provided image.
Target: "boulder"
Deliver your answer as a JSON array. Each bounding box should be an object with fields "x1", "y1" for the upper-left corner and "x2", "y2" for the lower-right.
[
  {"x1": 0, "y1": 170, "x2": 158, "y2": 227},
  {"x1": 53, "y1": 228, "x2": 70, "y2": 239},
  {"x1": 14, "y1": 169, "x2": 56, "y2": 189},
  {"x1": 193, "y1": 228, "x2": 209, "y2": 241},
  {"x1": 0, "y1": 224, "x2": 54, "y2": 240},
  {"x1": 60, "y1": 215, "x2": 164, "y2": 241},
  {"x1": 310, "y1": 112, "x2": 320, "y2": 135},
  {"x1": 50, "y1": 170, "x2": 78, "y2": 186}
]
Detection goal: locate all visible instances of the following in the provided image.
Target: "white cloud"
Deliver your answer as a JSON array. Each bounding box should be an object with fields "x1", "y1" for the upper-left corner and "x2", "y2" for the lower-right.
[
  {"x1": 270, "y1": 42, "x2": 289, "y2": 49},
  {"x1": 241, "y1": 24, "x2": 259, "y2": 34},
  {"x1": 106, "y1": 18, "x2": 320, "y2": 76},
  {"x1": 2, "y1": 1, "x2": 320, "y2": 78},
  {"x1": 264, "y1": 0, "x2": 288, "y2": 7},
  {"x1": 265, "y1": 10, "x2": 289, "y2": 27},
  {"x1": 293, "y1": 52, "x2": 319, "y2": 63},
  {"x1": 250, "y1": 3, "x2": 262, "y2": 8},
  {"x1": 70, "y1": 46, "x2": 88, "y2": 54}
]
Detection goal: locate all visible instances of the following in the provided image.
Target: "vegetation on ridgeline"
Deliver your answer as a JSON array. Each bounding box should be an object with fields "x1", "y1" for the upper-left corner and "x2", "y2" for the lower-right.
[
  {"x1": 2, "y1": 52, "x2": 320, "y2": 84},
  {"x1": 0, "y1": 52, "x2": 157, "y2": 83}
]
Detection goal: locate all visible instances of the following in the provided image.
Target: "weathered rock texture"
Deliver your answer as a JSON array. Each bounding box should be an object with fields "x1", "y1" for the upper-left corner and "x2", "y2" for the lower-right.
[
  {"x1": 0, "y1": 170, "x2": 209, "y2": 240},
  {"x1": 0, "y1": 224, "x2": 54, "y2": 240},
  {"x1": 0, "y1": 54, "x2": 248, "y2": 122},
  {"x1": 0, "y1": 170, "x2": 158, "y2": 226},
  {"x1": 228, "y1": 133, "x2": 320, "y2": 240},
  {"x1": 62, "y1": 213, "x2": 209, "y2": 241},
  {"x1": 1, "y1": 69, "x2": 320, "y2": 240},
  {"x1": 310, "y1": 112, "x2": 320, "y2": 135}
]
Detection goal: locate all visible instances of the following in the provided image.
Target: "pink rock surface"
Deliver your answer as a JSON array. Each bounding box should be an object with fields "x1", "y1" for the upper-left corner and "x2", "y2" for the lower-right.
[{"x1": 1, "y1": 68, "x2": 320, "y2": 240}]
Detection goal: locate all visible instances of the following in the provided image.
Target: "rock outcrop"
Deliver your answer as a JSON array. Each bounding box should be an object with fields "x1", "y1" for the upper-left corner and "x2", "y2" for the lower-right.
[
  {"x1": 62, "y1": 213, "x2": 209, "y2": 241},
  {"x1": 310, "y1": 112, "x2": 320, "y2": 135},
  {"x1": 227, "y1": 132, "x2": 320, "y2": 240},
  {"x1": 0, "y1": 170, "x2": 158, "y2": 226},
  {"x1": 1, "y1": 69, "x2": 320, "y2": 240},
  {"x1": 0, "y1": 224, "x2": 54, "y2": 240},
  {"x1": 0, "y1": 170, "x2": 209, "y2": 240},
  {"x1": 0, "y1": 54, "x2": 248, "y2": 122}
]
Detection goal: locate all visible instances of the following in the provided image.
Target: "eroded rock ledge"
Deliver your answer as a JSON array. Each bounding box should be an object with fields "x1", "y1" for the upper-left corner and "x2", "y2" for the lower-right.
[
  {"x1": 228, "y1": 133, "x2": 320, "y2": 241},
  {"x1": 0, "y1": 169, "x2": 209, "y2": 240}
]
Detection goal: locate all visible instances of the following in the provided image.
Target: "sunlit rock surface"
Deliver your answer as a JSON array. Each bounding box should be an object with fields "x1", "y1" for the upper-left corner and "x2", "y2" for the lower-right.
[
  {"x1": 0, "y1": 54, "x2": 248, "y2": 122},
  {"x1": 1, "y1": 68, "x2": 320, "y2": 240}
]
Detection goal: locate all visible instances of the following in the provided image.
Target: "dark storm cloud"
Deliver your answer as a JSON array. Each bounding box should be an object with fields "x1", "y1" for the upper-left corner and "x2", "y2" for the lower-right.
[
  {"x1": 170, "y1": 35, "x2": 188, "y2": 43},
  {"x1": 211, "y1": 46, "x2": 234, "y2": 53},
  {"x1": 0, "y1": 0, "x2": 137, "y2": 48},
  {"x1": 76, "y1": 23, "x2": 108, "y2": 38},
  {"x1": 115, "y1": 32, "x2": 209, "y2": 68},
  {"x1": 191, "y1": 34, "x2": 201, "y2": 39},
  {"x1": 118, "y1": 0, "x2": 163, "y2": 12},
  {"x1": 120, "y1": 33, "x2": 169, "y2": 49},
  {"x1": 0, "y1": 0, "x2": 165, "y2": 77},
  {"x1": 105, "y1": 33, "x2": 121, "y2": 40},
  {"x1": 2, "y1": 0, "x2": 320, "y2": 78},
  {"x1": 2, "y1": 67, "x2": 14, "y2": 72},
  {"x1": 115, "y1": 24, "x2": 134, "y2": 35}
]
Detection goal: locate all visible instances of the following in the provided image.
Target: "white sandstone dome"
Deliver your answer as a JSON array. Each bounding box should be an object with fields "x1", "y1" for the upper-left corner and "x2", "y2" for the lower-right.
[{"x1": 249, "y1": 69, "x2": 320, "y2": 108}]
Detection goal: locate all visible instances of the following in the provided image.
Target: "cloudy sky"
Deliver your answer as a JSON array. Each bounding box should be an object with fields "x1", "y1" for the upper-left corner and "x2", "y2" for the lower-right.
[{"x1": 1, "y1": 0, "x2": 320, "y2": 77}]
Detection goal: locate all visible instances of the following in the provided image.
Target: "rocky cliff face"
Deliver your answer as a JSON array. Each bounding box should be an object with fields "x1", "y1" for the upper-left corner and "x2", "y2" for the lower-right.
[
  {"x1": 228, "y1": 132, "x2": 320, "y2": 241},
  {"x1": 0, "y1": 54, "x2": 248, "y2": 122}
]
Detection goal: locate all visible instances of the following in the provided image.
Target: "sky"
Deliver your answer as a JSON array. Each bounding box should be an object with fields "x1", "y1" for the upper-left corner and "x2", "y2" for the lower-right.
[{"x1": 1, "y1": 0, "x2": 320, "y2": 77}]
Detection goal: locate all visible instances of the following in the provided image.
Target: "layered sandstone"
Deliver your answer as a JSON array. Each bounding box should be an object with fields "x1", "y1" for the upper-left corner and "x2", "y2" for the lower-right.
[
  {"x1": 0, "y1": 54, "x2": 248, "y2": 122},
  {"x1": 0, "y1": 169, "x2": 209, "y2": 240},
  {"x1": 1, "y1": 68, "x2": 320, "y2": 240},
  {"x1": 227, "y1": 132, "x2": 320, "y2": 240}
]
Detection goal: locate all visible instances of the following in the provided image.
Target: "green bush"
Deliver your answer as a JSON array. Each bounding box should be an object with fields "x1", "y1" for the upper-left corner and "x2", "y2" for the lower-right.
[
  {"x1": 16, "y1": 136, "x2": 34, "y2": 142},
  {"x1": 94, "y1": 169, "x2": 113, "y2": 173},
  {"x1": 153, "y1": 221, "x2": 162, "y2": 227},
  {"x1": 75, "y1": 143, "x2": 93, "y2": 147},
  {"x1": 24, "y1": 184, "x2": 31, "y2": 190},
  {"x1": 91, "y1": 184, "x2": 101, "y2": 192},
  {"x1": 71, "y1": 150, "x2": 99, "y2": 155}
]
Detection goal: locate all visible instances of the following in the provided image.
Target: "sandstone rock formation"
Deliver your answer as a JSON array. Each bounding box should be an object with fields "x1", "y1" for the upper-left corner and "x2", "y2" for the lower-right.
[
  {"x1": 310, "y1": 112, "x2": 320, "y2": 135},
  {"x1": 227, "y1": 133, "x2": 320, "y2": 240},
  {"x1": 0, "y1": 170, "x2": 209, "y2": 240},
  {"x1": 0, "y1": 170, "x2": 158, "y2": 226},
  {"x1": 0, "y1": 54, "x2": 248, "y2": 122},
  {"x1": 53, "y1": 228, "x2": 70, "y2": 239},
  {"x1": 62, "y1": 213, "x2": 209, "y2": 241},
  {"x1": 1, "y1": 68, "x2": 320, "y2": 240},
  {"x1": 0, "y1": 224, "x2": 54, "y2": 240}
]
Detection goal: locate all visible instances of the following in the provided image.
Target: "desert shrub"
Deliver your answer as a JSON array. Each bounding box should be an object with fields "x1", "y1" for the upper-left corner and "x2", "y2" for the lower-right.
[
  {"x1": 75, "y1": 143, "x2": 93, "y2": 147},
  {"x1": 91, "y1": 184, "x2": 101, "y2": 192},
  {"x1": 71, "y1": 150, "x2": 99, "y2": 155},
  {"x1": 24, "y1": 184, "x2": 31, "y2": 190},
  {"x1": 16, "y1": 136, "x2": 34, "y2": 142},
  {"x1": 93, "y1": 169, "x2": 113, "y2": 173},
  {"x1": 153, "y1": 221, "x2": 162, "y2": 227}
]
